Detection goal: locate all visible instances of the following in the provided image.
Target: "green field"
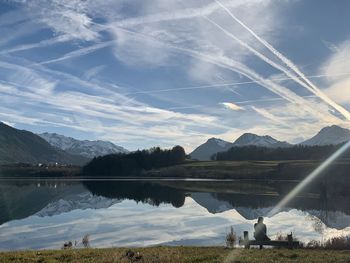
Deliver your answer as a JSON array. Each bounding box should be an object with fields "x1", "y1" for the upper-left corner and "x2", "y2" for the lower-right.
[{"x1": 1, "y1": 247, "x2": 349, "y2": 263}]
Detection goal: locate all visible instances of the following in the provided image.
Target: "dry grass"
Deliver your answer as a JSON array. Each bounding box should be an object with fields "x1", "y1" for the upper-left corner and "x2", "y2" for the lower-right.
[{"x1": 0, "y1": 247, "x2": 349, "y2": 263}]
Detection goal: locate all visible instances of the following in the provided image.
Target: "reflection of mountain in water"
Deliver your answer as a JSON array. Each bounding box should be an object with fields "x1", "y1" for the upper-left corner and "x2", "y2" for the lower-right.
[
  {"x1": 0, "y1": 181, "x2": 84, "y2": 225},
  {"x1": 1, "y1": 179, "x2": 349, "y2": 230},
  {"x1": 36, "y1": 192, "x2": 121, "y2": 217},
  {"x1": 0, "y1": 181, "x2": 120, "y2": 224},
  {"x1": 190, "y1": 191, "x2": 350, "y2": 230}
]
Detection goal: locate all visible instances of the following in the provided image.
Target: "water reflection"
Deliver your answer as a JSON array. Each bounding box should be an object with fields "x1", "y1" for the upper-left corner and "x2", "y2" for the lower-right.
[
  {"x1": 0, "y1": 179, "x2": 349, "y2": 250},
  {"x1": 83, "y1": 181, "x2": 185, "y2": 208}
]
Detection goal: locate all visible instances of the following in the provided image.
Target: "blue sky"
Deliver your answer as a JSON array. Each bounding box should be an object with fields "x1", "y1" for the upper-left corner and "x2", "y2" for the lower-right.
[{"x1": 1, "y1": 0, "x2": 350, "y2": 152}]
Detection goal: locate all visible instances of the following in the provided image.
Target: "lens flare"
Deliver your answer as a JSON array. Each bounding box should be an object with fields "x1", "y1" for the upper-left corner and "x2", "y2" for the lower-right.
[{"x1": 268, "y1": 140, "x2": 350, "y2": 216}]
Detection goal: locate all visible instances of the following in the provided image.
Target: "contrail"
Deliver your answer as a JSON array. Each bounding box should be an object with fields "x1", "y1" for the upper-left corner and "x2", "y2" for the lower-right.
[
  {"x1": 113, "y1": 27, "x2": 341, "y2": 124},
  {"x1": 214, "y1": 0, "x2": 350, "y2": 121},
  {"x1": 113, "y1": 0, "x2": 259, "y2": 28},
  {"x1": 37, "y1": 41, "x2": 115, "y2": 65},
  {"x1": 125, "y1": 73, "x2": 350, "y2": 95},
  {"x1": 166, "y1": 95, "x2": 317, "y2": 111},
  {"x1": 204, "y1": 16, "x2": 327, "y2": 101}
]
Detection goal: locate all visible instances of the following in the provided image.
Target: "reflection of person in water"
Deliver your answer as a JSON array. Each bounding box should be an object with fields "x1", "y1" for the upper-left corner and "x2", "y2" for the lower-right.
[{"x1": 254, "y1": 217, "x2": 270, "y2": 241}]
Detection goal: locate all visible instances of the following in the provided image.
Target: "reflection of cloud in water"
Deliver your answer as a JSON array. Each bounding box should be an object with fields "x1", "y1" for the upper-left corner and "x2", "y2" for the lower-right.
[{"x1": 0, "y1": 197, "x2": 349, "y2": 250}]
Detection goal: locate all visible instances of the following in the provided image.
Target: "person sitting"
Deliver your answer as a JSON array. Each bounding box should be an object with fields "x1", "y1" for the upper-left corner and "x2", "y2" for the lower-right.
[{"x1": 254, "y1": 217, "x2": 270, "y2": 241}]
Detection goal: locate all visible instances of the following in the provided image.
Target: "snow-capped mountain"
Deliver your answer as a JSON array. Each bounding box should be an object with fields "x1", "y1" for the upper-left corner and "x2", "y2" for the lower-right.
[
  {"x1": 301, "y1": 125, "x2": 350, "y2": 146},
  {"x1": 190, "y1": 133, "x2": 290, "y2": 160},
  {"x1": 190, "y1": 138, "x2": 232, "y2": 161},
  {"x1": 39, "y1": 132, "x2": 128, "y2": 159},
  {"x1": 232, "y1": 133, "x2": 291, "y2": 148}
]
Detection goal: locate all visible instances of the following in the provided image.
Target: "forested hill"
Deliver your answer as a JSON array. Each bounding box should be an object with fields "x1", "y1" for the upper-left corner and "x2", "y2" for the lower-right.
[
  {"x1": 214, "y1": 144, "x2": 350, "y2": 161},
  {"x1": 83, "y1": 146, "x2": 186, "y2": 176}
]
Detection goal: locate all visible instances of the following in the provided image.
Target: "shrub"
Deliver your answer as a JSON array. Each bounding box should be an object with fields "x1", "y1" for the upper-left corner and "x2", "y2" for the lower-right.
[
  {"x1": 226, "y1": 226, "x2": 237, "y2": 248},
  {"x1": 62, "y1": 241, "x2": 73, "y2": 250},
  {"x1": 306, "y1": 240, "x2": 321, "y2": 249},
  {"x1": 304, "y1": 235, "x2": 350, "y2": 250},
  {"x1": 275, "y1": 232, "x2": 288, "y2": 241},
  {"x1": 324, "y1": 235, "x2": 350, "y2": 250}
]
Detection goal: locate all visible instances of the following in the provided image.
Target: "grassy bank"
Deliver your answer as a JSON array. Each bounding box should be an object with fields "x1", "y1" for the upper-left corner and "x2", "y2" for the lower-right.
[
  {"x1": 146, "y1": 159, "x2": 350, "y2": 181},
  {"x1": 0, "y1": 165, "x2": 81, "y2": 177},
  {"x1": 1, "y1": 247, "x2": 349, "y2": 263}
]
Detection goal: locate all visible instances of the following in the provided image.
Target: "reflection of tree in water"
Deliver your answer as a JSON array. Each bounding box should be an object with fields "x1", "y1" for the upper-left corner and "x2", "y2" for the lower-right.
[
  {"x1": 83, "y1": 181, "x2": 186, "y2": 208},
  {"x1": 212, "y1": 180, "x2": 348, "y2": 213}
]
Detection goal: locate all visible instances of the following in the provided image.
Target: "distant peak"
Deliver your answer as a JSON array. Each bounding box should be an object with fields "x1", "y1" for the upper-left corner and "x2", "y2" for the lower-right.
[
  {"x1": 232, "y1": 132, "x2": 290, "y2": 148},
  {"x1": 239, "y1": 133, "x2": 259, "y2": 138},
  {"x1": 207, "y1": 137, "x2": 224, "y2": 142},
  {"x1": 234, "y1": 133, "x2": 273, "y2": 142},
  {"x1": 301, "y1": 125, "x2": 350, "y2": 146},
  {"x1": 320, "y1": 125, "x2": 347, "y2": 132},
  {"x1": 317, "y1": 125, "x2": 350, "y2": 136}
]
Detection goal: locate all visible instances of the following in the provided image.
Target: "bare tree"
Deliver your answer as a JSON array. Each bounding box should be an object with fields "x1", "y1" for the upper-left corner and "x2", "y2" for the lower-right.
[
  {"x1": 226, "y1": 226, "x2": 237, "y2": 248},
  {"x1": 82, "y1": 234, "x2": 90, "y2": 248}
]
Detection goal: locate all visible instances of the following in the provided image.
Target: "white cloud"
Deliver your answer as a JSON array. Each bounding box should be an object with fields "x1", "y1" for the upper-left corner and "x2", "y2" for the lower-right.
[
  {"x1": 324, "y1": 78, "x2": 350, "y2": 104},
  {"x1": 221, "y1": 102, "x2": 244, "y2": 111},
  {"x1": 110, "y1": 27, "x2": 173, "y2": 67},
  {"x1": 82, "y1": 65, "x2": 106, "y2": 81},
  {"x1": 322, "y1": 40, "x2": 350, "y2": 105},
  {"x1": 23, "y1": 0, "x2": 99, "y2": 41},
  {"x1": 251, "y1": 106, "x2": 286, "y2": 126}
]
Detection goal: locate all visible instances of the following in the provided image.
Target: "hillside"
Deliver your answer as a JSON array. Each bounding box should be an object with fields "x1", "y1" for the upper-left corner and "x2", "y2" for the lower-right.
[
  {"x1": 190, "y1": 138, "x2": 232, "y2": 160},
  {"x1": 0, "y1": 122, "x2": 87, "y2": 165}
]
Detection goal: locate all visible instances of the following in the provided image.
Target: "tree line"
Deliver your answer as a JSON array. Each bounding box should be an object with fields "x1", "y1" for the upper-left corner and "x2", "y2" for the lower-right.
[
  {"x1": 83, "y1": 146, "x2": 186, "y2": 176},
  {"x1": 213, "y1": 144, "x2": 349, "y2": 161}
]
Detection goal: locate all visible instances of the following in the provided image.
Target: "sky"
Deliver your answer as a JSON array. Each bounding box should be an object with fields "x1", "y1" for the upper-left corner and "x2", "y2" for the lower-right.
[{"x1": 1, "y1": 0, "x2": 350, "y2": 152}]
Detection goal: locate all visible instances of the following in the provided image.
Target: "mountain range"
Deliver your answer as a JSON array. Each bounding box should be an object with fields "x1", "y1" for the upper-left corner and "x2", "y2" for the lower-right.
[
  {"x1": 0, "y1": 122, "x2": 87, "y2": 165},
  {"x1": 190, "y1": 125, "x2": 350, "y2": 160},
  {"x1": 2, "y1": 121, "x2": 350, "y2": 164},
  {"x1": 39, "y1": 132, "x2": 128, "y2": 159}
]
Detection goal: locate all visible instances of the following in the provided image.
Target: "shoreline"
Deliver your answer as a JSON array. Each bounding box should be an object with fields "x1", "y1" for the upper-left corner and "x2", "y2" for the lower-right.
[
  {"x1": 2, "y1": 159, "x2": 350, "y2": 179},
  {"x1": 0, "y1": 176, "x2": 303, "y2": 183}
]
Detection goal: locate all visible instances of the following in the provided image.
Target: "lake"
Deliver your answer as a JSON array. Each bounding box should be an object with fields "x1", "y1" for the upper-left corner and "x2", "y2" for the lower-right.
[{"x1": 0, "y1": 178, "x2": 349, "y2": 250}]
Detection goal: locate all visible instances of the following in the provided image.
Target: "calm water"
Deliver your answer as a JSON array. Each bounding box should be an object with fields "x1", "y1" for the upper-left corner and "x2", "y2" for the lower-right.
[{"x1": 0, "y1": 178, "x2": 349, "y2": 250}]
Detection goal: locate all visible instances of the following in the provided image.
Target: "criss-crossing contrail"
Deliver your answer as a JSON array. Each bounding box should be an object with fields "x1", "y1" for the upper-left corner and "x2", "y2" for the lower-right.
[
  {"x1": 125, "y1": 73, "x2": 350, "y2": 95},
  {"x1": 204, "y1": 16, "x2": 329, "y2": 102},
  {"x1": 214, "y1": 0, "x2": 350, "y2": 121},
  {"x1": 111, "y1": 26, "x2": 341, "y2": 123}
]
